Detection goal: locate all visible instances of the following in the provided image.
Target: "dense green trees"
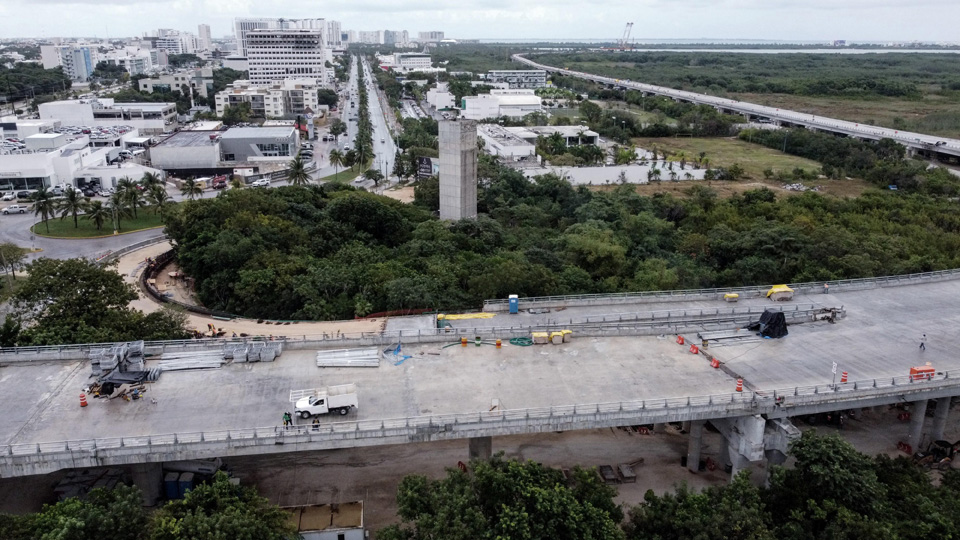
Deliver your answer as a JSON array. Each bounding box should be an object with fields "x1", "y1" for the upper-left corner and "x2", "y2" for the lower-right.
[
  {"x1": 0, "y1": 473, "x2": 297, "y2": 540},
  {"x1": 379, "y1": 454, "x2": 624, "y2": 540},
  {"x1": 2, "y1": 258, "x2": 189, "y2": 346},
  {"x1": 166, "y1": 148, "x2": 960, "y2": 321},
  {"x1": 0, "y1": 63, "x2": 72, "y2": 99}
]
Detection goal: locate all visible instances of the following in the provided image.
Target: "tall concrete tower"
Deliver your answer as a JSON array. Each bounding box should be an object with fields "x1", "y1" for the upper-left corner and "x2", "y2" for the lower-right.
[{"x1": 438, "y1": 120, "x2": 478, "y2": 220}]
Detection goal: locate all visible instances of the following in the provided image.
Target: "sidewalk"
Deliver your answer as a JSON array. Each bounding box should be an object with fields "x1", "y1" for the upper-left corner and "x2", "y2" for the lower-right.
[{"x1": 116, "y1": 240, "x2": 382, "y2": 338}]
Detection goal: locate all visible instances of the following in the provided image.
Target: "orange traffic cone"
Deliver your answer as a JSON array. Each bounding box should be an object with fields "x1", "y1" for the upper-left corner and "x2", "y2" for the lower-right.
[
  {"x1": 735, "y1": 379, "x2": 743, "y2": 392},
  {"x1": 495, "y1": 339, "x2": 502, "y2": 349},
  {"x1": 840, "y1": 371, "x2": 848, "y2": 383},
  {"x1": 711, "y1": 357, "x2": 720, "y2": 369},
  {"x1": 461, "y1": 337, "x2": 467, "y2": 347},
  {"x1": 689, "y1": 344, "x2": 699, "y2": 354},
  {"x1": 80, "y1": 393, "x2": 88, "y2": 407},
  {"x1": 676, "y1": 335, "x2": 685, "y2": 345}
]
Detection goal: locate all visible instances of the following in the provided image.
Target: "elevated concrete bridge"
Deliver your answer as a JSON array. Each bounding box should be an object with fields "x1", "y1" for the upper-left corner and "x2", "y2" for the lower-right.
[
  {"x1": 513, "y1": 54, "x2": 960, "y2": 162},
  {"x1": 2, "y1": 270, "x2": 960, "y2": 503}
]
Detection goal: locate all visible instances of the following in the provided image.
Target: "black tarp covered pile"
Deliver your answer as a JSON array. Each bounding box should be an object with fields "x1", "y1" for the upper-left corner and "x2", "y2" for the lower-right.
[{"x1": 749, "y1": 309, "x2": 788, "y2": 338}]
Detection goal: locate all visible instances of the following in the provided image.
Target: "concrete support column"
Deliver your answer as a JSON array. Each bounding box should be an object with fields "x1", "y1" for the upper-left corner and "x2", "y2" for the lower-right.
[
  {"x1": 682, "y1": 421, "x2": 692, "y2": 433},
  {"x1": 931, "y1": 397, "x2": 951, "y2": 441},
  {"x1": 468, "y1": 436, "x2": 492, "y2": 461},
  {"x1": 129, "y1": 462, "x2": 163, "y2": 506},
  {"x1": 728, "y1": 442, "x2": 749, "y2": 478},
  {"x1": 718, "y1": 435, "x2": 730, "y2": 470},
  {"x1": 686, "y1": 421, "x2": 704, "y2": 473},
  {"x1": 653, "y1": 423, "x2": 666, "y2": 433},
  {"x1": 908, "y1": 399, "x2": 929, "y2": 450}
]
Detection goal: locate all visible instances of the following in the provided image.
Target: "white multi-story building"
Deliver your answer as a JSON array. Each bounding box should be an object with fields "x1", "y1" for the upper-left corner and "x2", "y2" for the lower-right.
[
  {"x1": 246, "y1": 29, "x2": 326, "y2": 84},
  {"x1": 234, "y1": 18, "x2": 327, "y2": 57},
  {"x1": 99, "y1": 52, "x2": 152, "y2": 76},
  {"x1": 140, "y1": 68, "x2": 214, "y2": 98},
  {"x1": 384, "y1": 30, "x2": 410, "y2": 46},
  {"x1": 326, "y1": 21, "x2": 343, "y2": 48},
  {"x1": 460, "y1": 89, "x2": 542, "y2": 120},
  {"x1": 389, "y1": 53, "x2": 432, "y2": 73},
  {"x1": 198, "y1": 24, "x2": 213, "y2": 52},
  {"x1": 358, "y1": 30, "x2": 383, "y2": 44},
  {"x1": 214, "y1": 79, "x2": 322, "y2": 118},
  {"x1": 418, "y1": 31, "x2": 444, "y2": 42},
  {"x1": 40, "y1": 45, "x2": 98, "y2": 81},
  {"x1": 155, "y1": 31, "x2": 200, "y2": 55}
]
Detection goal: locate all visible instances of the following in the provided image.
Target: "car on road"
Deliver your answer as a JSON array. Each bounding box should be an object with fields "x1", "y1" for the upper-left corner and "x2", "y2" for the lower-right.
[
  {"x1": 211, "y1": 177, "x2": 228, "y2": 190},
  {"x1": 251, "y1": 179, "x2": 271, "y2": 187},
  {"x1": 380, "y1": 138, "x2": 385, "y2": 143},
  {"x1": 2, "y1": 204, "x2": 28, "y2": 214}
]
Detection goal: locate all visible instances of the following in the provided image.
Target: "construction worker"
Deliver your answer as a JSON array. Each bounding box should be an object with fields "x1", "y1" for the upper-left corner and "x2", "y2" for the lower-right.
[
  {"x1": 312, "y1": 418, "x2": 319, "y2": 432},
  {"x1": 282, "y1": 411, "x2": 292, "y2": 427}
]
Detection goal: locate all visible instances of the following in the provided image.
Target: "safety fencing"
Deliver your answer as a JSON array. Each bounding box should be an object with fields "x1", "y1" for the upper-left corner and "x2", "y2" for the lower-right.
[
  {"x1": 3, "y1": 369, "x2": 958, "y2": 470},
  {"x1": 0, "y1": 303, "x2": 840, "y2": 363},
  {"x1": 482, "y1": 268, "x2": 960, "y2": 312}
]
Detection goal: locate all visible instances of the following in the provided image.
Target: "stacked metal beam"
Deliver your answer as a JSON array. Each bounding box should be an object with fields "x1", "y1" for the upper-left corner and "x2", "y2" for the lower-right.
[
  {"x1": 223, "y1": 343, "x2": 250, "y2": 362},
  {"x1": 315, "y1": 347, "x2": 381, "y2": 368},
  {"x1": 156, "y1": 350, "x2": 225, "y2": 371}
]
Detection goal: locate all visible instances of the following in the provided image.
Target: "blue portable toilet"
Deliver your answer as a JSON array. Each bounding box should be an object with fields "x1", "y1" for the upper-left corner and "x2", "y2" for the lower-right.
[
  {"x1": 178, "y1": 472, "x2": 195, "y2": 498},
  {"x1": 164, "y1": 472, "x2": 180, "y2": 500},
  {"x1": 508, "y1": 294, "x2": 519, "y2": 314}
]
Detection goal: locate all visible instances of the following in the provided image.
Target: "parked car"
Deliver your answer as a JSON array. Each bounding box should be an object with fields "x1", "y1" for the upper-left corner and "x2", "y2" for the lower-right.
[
  {"x1": 0, "y1": 192, "x2": 15, "y2": 201},
  {"x1": 2, "y1": 204, "x2": 28, "y2": 214},
  {"x1": 16, "y1": 190, "x2": 35, "y2": 200},
  {"x1": 82, "y1": 188, "x2": 97, "y2": 197},
  {"x1": 251, "y1": 179, "x2": 271, "y2": 187},
  {"x1": 211, "y1": 177, "x2": 227, "y2": 190},
  {"x1": 98, "y1": 188, "x2": 114, "y2": 197}
]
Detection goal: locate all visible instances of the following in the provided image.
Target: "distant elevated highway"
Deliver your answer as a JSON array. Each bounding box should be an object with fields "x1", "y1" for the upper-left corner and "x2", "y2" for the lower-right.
[{"x1": 513, "y1": 54, "x2": 960, "y2": 161}]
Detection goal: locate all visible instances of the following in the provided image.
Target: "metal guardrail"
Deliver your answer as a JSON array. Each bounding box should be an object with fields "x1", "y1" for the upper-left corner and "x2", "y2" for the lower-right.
[
  {"x1": 3, "y1": 369, "x2": 957, "y2": 462},
  {"x1": 97, "y1": 236, "x2": 168, "y2": 264},
  {"x1": 0, "y1": 304, "x2": 836, "y2": 361},
  {"x1": 483, "y1": 268, "x2": 960, "y2": 310}
]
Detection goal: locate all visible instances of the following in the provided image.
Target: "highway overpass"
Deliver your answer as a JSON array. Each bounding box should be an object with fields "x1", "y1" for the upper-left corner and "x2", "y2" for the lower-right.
[
  {"x1": 513, "y1": 54, "x2": 960, "y2": 162},
  {"x1": 1, "y1": 270, "x2": 959, "y2": 503}
]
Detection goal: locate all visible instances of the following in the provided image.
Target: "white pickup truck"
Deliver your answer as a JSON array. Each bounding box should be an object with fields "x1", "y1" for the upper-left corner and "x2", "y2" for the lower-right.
[{"x1": 294, "y1": 384, "x2": 358, "y2": 418}]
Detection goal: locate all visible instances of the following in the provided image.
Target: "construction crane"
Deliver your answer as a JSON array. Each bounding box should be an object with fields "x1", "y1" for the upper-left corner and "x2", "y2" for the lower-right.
[{"x1": 617, "y1": 22, "x2": 634, "y2": 50}]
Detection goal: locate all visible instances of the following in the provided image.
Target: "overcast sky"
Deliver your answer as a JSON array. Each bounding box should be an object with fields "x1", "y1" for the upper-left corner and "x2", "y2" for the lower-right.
[{"x1": 0, "y1": 0, "x2": 956, "y2": 42}]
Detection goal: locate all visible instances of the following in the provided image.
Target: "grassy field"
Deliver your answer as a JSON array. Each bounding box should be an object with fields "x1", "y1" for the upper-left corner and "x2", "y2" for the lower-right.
[
  {"x1": 31, "y1": 211, "x2": 165, "y2": 238},
  {"x1": 606, "y1": 178, "x2": 875, "y2": 199},
  {"x1": 633, "y1": 136, "x2": 823, "y2": 179},
  {"x1": 319, "y1": 160, "x2": 371, "y2": 184},
  {"x1": 730, "y1": 93, "x2": 960, "y2": 139}
]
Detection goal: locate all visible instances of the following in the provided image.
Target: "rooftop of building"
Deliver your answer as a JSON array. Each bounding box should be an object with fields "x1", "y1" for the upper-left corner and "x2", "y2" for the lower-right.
[
  {"x1": 219, "y1": 126, "x2": 296, "y2": 139},
  {"x1": 517, "y1": 125, "x2": 599, "y2": 138},
  {"x1": 153, "y1": 130, "x2": 221, "y2": 148},
  {"x1": 478, "y1": 124, "x2": 534, "y2": 147}
]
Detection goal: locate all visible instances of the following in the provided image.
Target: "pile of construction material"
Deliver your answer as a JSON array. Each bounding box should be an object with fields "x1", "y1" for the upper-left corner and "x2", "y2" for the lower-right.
[
  {"x1": 89, "y1": 341, "x2": 158, "y2": 383},
  {"x1": 316, "y1": 347, "x2": 380, "y2": 368},
  {"x1": 231, "y1": 341, "x2": 282, "y2": 363},
  {"x1": 157, "y1": 350, "x2": 226, "y2": 371}
]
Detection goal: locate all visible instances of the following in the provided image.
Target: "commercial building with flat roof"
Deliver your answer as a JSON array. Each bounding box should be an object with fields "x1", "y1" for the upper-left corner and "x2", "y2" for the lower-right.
[
  {"x1": 460, "y1": 89, "x2": 542, "y2": 120},
  {"x1": 139, "y1": 68, "x2": 215, "y2": 98},
  {"x1": 220, "y1": 126, "x2": 299, "y2": 162},
  {"x1": 477, "y1": 123, "x2": 537, "y2": 161},
  {"x1": 486, "y1": 69, "x2": 548, "y2": 89},
  {"x1": 149, "y1": 130, "x2": 222, "y2": 171},
  {"x1": 39, "y1": 99, "x2": 178, "y2": 135}
]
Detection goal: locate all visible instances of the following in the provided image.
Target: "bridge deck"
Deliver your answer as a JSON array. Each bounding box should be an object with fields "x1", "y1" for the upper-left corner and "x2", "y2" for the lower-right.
[{"x1": 1, "y1": 278, "x2": 958, "y2": 452}]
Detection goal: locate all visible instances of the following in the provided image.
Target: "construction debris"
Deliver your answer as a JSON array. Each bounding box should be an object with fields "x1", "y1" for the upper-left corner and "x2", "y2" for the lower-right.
[
  {"x1": 316, "y1": 347, "x2": 380, "y2": 368},
  {"x1": 157, "y1": 351, "x2": 225, "y2": 371}
]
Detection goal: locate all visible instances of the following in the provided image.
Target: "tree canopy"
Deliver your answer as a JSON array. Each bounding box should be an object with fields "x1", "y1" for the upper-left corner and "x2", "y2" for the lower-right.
[
  {"x1": 379, "y1": 454, "x2": 624, "y2": 540},
  {"x1": 4, "y1": 258, "x2": 189, "y2": 346}
]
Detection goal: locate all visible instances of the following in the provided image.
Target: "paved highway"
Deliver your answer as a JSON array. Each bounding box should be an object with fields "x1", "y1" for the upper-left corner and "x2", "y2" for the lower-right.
[
  {"x1": 2, "y1": 274, "x2": 959, "y2": 476},
  {"x1": 514, "y1": 54, "x2": 960, "y2": 158}
]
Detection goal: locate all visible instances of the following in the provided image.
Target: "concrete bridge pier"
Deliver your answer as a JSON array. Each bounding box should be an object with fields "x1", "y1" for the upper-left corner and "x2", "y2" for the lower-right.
[
  {"x1": 907, "y1": 399, "x2": 929, "y2": 450},
  {"x1": 468, "y1": 436, "x2": 492, "y2": 460},
  {"x1": 930, "y1": 397, "x2": 951, "y2": 441},
  {"x1": 129, "y1": 462, "x2": 163, "y2": 506},
  {"x1": 686, "y1": 420, "x2": 704, "y2": 473}
]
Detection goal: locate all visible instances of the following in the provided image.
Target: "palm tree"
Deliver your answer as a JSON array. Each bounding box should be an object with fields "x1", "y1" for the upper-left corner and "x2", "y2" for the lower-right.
[
  {"x1": 107, "y1": 191, "x2": 131, "y2": 232},
  {"x1": 125, "y1": 186, "x2": 145, "y2": 219},
  {"x1": 286, "y1": 155, "x2": 311, "y2": 186},
  {"x1": 57, "y1": 188, "x2": 85, "y2": 228},
  {"x1": 329, "y1": 149, "x2": 344, "y2": 181},
  {"x1": 116, "y1": 176, "x2": 136, "y2": 196},
  {"x1": 140, "y1": 172, "x2": 163, "y2": 191},
  {"x1": 146, "y1": 185, "x2": 171, "y2": 217},
  {"x1": 31, "y1": 187, "x2": 56, "y2": 233},
  {"x1": 180, "y1": 178, "x2": 202, "y2": 200},
  {"x1": 84, "y1": 200, "x2": 109, "y2": 231}
]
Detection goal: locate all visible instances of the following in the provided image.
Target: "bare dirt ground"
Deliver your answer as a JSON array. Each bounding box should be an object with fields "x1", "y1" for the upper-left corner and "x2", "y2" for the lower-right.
[{"x1": 379, "y1": 185, "x2": 415, "y2": 203}]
